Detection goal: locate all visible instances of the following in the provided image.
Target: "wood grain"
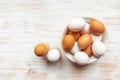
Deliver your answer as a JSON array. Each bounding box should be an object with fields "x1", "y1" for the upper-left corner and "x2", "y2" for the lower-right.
[{"x1": 0, "y1": 0, "x2": 120, "y2": 80}]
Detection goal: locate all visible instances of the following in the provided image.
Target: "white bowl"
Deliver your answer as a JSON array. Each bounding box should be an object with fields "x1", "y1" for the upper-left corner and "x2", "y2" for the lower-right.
[{"x1": 63, "y1": 17, "x2": 108, "y2": 64}]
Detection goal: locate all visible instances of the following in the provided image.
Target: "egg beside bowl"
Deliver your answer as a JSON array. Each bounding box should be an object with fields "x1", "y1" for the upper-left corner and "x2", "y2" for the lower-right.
[
  {"x1": 34, "y1": 42, "x2": 61, "y2": 63},
  {"x1": 62, "y1": 17, "x2": 108, "y2": 65}
]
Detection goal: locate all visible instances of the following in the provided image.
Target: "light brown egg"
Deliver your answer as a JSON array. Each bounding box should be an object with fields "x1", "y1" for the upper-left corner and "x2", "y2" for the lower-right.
[
  {"x1": 62, "y1": 35, "x2": 75, "y2": 51},
  {"x1": 34, "y1": 42, "x2": 50, "y2": 56},
  {"x1": 82, "y1": 44, "x2": 92, "y2": 57},
  {"x1": 69, "y1": 31, "x2": 80, "y2": 41},
  {"x1": 78, "y1": 34, "x2": 92, "y2": 49},
  {"x1": 90, "y1": 20, "x2": 105, "y2": 35}
]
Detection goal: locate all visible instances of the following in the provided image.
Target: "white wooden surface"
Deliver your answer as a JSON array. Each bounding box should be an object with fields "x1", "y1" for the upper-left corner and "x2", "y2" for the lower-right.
[{"x1": 0, "y1": 0, "x2": 120, "y2": 80}]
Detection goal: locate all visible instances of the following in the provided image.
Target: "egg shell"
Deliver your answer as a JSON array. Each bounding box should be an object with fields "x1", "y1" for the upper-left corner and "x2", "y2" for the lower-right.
[
  {"x1": 62, "y1": 35, "x2": 75, "y2": 51},
  {"x1": 78, "y1": 34, "x2": 92, "y2": 49},
  {"x1": 69, "y1": 31, "x2": 80, "y2": 41},
  {"x1": 91, "y1": 33, "x2": 102, "y2": 41},
  {"x1": 81, "y1": 23, "x2": 90, "y2": 34},
  {"x1": 74, "y1": 51, "x2": 89, "y2": 65},
  {"x1": 34, "y1": 42, "x2": 50, "y2": 56},
  {"x1": 70, "y1": 42, "x2": 81, "y2": 54},
  {"x1": 82, "y1": 44, "x2": 92, "y2": 57},
  {"x1": 68, "y1": 18, "x2": 85, "y2": 32},
  {"x1": 92, "y1": 41, "x2": 106, "y2": 57},
  {"x1": 47, "y1": 48, "x2": 60, "y2": 62},
  {"x1": 90, "y1": 20, "x2": 105, "y2": 35}
]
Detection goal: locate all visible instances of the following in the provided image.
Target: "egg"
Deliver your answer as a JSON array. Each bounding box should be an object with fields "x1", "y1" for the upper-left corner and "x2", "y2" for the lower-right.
[
  {"x1": 92, "y1": 41, "x2": 106, "y2": 57},
  {"x1": 69, "y1": 31, "x2": 80, "y2": 41},
  {"x1": 90, "y1": 20, "x2": 105, "y2": 35},
  {"x1": 82, "y1": 44, "x2": 92, "y2": 57},
  {"x1": 91, "y1": 33, "x2": 102, "y2": 41},
  {"x1": 81, "y1": 23, "x2": 90, "y2": 34},
  {"x1": 68, "y1": 18, "x2": 85, "y2": 32},
  {"x1": 62, "y1": 35, "x2": 75, "y2": 51},
  {"x1": 47, "y1": 48, "x2": 60, "y2": 62},
  {"x1": 70, "y1": 42, "x2": 81, "y2": 54},
  {"x1": 74, "y1": 51, "x2": 89, "y2": 65},
  {"x1": 34, "y1": 42, "x2": 50, "y2": 56},
  {"x1": 78, "y1": 34, "x2": 92, "y2": 49}
]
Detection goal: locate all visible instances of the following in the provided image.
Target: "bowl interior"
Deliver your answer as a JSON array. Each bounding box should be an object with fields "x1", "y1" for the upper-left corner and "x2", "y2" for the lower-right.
[{"x1": 63, "y1": 17, "x2": 108, "y2": 64}]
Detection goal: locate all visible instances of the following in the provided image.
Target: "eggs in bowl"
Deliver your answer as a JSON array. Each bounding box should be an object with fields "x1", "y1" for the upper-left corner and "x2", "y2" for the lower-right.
[{"x1": 62, "y1": 17, "x2": 108, "y2": 65}]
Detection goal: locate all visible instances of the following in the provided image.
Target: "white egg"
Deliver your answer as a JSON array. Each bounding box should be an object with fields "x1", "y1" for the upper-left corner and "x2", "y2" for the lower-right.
[
  {"x1": 81, "y1": 23, "x2": 90, "y2": 34},
  {"x1": 68, "y1": 17, "x2": 85, "y2": 32},
  {"x1": 47, "y1": 48, "x2": 60, "y2": 62},
  {"x1": 74, "y1": 51, "x2": 89, "y2": 65},
  {"x1": 92, "y1": 41, "x2": 106, "y2": 57},
  {"x1": 70, "y1": 42, "x2": 81, "y2": 54},
  {"x1": 91, "y1": 34, "x2": 102, "y2": 41}
]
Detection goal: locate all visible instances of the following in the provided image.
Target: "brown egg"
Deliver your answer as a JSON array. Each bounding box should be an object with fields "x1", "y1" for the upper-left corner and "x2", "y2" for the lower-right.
[
  {"x1": 62, "y1": 35, "x2": 75, "y2": 51},
  {"x1": 34, "y1": 42, "x2": 50, "y2": 56},
  {"x1": 82, "y1": 44, "x2": 92, "y2": 57},
  {"x1": 69, "y1": 31, "x2": 80, "y2": 41},
  {"x1": 78, "y1": 34, "x2": 92, "y2": 49},
  {"x1": 90, "y1": 20, "x2": 105, "y2": 35}
]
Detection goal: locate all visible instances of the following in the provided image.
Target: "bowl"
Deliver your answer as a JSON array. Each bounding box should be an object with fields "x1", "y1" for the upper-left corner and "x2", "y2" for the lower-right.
[{"x1": 62, "y1": 17, "x2": 108, "y2": 64}]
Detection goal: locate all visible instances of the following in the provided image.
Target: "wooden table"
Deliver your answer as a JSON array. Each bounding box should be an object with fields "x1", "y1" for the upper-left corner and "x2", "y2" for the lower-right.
[{"x1": 0, "y1": 0, "x2": 120, "y2": 80}]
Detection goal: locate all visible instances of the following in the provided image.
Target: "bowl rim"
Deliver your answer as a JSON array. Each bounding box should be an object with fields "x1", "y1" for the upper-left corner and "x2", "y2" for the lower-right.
[{"x1": 63, "y1": 17, "x2": 108, "y2": 65}]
